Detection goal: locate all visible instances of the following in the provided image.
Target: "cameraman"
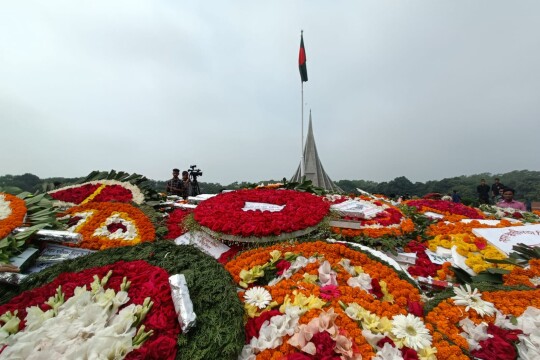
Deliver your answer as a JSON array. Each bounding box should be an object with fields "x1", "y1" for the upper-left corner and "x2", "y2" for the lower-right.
[{"x1": 181, "y1": 171, "x2": 193, "y2": 199}]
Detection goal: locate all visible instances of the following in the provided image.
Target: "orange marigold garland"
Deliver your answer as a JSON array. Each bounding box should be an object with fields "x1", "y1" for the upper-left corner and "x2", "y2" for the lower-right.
[
  {"x1": 0, "y1": 193, "x2": 27, "y2": 239},
  {"x1": 227, "y1": 241, "x2": 437, "y2": 359},
  {"x1": 60, "y1": 202, "x2": 155, "y2": 250},
  {"x1": 503, "y1": 259, "x2": 540, "y2": 287}
]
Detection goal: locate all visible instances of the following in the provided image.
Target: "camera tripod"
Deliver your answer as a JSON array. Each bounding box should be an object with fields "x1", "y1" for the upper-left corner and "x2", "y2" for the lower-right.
[{"x1": 190, "y1": 175, "x2": 201, "y2": 196}]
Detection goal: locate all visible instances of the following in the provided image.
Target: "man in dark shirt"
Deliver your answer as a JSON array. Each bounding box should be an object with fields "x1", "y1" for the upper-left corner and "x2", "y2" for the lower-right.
[
  {"x1": 180, "y1": 171, "x2": 192, "y2": 199},
  {"x1": 166, "y1": 168, "x2": 183, "y2": 196},
  {"x1": 477, "y1": 179, "x2": 491, "y2": 204},
  {"x1": 491, "y1": 178, "x2": 505, "y2": 203}
]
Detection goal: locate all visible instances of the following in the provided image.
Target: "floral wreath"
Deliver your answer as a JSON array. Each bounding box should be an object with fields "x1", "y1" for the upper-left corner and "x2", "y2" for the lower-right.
[
  {"x1": 49, "y1": 179, "x2": 145, "y2": 207},
  {"x1": 0, "y1": 241, "x2": 245, "y2": 360},
  {"x1": 479, "y1": 204, "x2": 540, "y2": 223},
  {"x1": 226, "y1": 240, "x2": 437, "y2": 360},
  {"x1": 60, "y1": 202, "x2": 156, "y2": 250},
  {"x1": 193, "y1": 189, "x2": 330, "y2": 242},
  {"x1": 0, "y1": 193, "x2": 27, "y2": 240},
  {"x1": 329, "y1": 196, "x2": 415, "y2": 239},
  {"x1": 405, "y1": 199, "x2": 484, "y2": 220},
  {"x1": 0, "y1": 260, "x2": 179, "y2": 359},
  {"x1": 425, "y1": 284, "x2": 540, "y2": 359}
]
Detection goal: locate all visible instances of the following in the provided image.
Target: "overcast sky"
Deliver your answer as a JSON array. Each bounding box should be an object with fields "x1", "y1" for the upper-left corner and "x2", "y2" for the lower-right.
[{"x1": 1, "y1": 1, "x2": 539, "y2": 185}]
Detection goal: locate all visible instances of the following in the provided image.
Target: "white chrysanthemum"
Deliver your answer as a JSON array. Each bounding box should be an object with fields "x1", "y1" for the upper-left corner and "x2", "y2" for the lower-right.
[
  {"x1": 451, "y1": 284, "x2": 495, "y2": 317},
  {"x1": 391, "y1": 314, "x2": 432, "y2": 351},
  {"x1": 244, "y1": 287, "x2": 272, "y2": 309}
]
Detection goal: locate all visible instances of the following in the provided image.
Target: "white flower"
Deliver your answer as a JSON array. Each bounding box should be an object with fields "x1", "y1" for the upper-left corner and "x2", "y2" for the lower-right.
[
  {"x1": 510, "y1": 306, "x2": 540, "y2": 334},
  {"x1": 251, "y1": 322, "x2": 282, "y2": 351},
  {"x1": 24, "y1": 307, "x2": 55, "y2": 331},
  {"x1": 0, "y1": 195, "x2": 13, "y2": 221},
  {"x1": 244, "y1": 287, "x2": 272, "y2": 309},
  {"x1": 339, "y1": 258, "x2": 356, "y2": 275},
  {"x1": 347, "y1": 273, "x2": 373, "y2": 292},
  {"x1": 517, "y1": 330, "x2": 540, "y2": 360},
  {"x1": 238, "y1": 344, "x2": 256, "y2": 360},
  {"x1": 373, "y1": 342, "x2": 404, "y2": 360},
  {"x1": 458, "y1": 318, "x2": 491, "y2": 350},
  {"x1": 318, "y1": 260, "x2": 337, "y2": 286},
  {"x1": 391, "y1": 314, "x2": 432, "y2": 351},
  {"x1": 269, "y1": 313, "x2": 298, "y2": 337},
  {"x1": 451, "y1": 284, "x2": 495, "y2": 317}
]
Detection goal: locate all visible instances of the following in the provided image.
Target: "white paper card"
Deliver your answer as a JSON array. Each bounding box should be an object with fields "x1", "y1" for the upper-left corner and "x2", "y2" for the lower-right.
[
  {"x1": 331, "y1": 200, "x2": 383, "y2": 218},
  {"x1": 425, "y1": 249, "x2": 453, "y2": 265},
  {"x1": 242, "y1": 202, "x2": 285, "y2": 212},
  {"x1": 472, "y1": 224, "x2": 540, "y2": 255},
  {"x1": 424, "y1": 212, "x2": 444, "y2": 219},
  {"x1": 175, "y1": 232, "x2": 230, "y2": 259}
]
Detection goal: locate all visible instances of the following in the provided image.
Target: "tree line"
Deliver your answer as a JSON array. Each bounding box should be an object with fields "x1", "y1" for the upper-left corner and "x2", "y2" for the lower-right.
[{"x1": 1, "y1": 170, "x2": 538, "y2": 205}]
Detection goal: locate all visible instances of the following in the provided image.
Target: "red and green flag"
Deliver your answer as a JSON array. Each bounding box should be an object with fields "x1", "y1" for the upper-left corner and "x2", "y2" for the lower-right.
[{"x1": 298, "y1": 32, "x2": 308, "y2": 82}]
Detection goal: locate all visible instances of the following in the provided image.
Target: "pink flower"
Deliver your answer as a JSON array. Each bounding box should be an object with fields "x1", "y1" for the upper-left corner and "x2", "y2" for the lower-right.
[{"x1": 319, "y1": 285, "x2": 341, "y2": 300}]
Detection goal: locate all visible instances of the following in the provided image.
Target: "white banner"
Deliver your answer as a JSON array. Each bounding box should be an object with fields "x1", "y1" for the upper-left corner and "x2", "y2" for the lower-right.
[
  {"x1": 472, "y1": 224, "x2": 540, "y2": 255},
  {"x1": 242, "y1": 202, "x2": 285, "y2": 212}
]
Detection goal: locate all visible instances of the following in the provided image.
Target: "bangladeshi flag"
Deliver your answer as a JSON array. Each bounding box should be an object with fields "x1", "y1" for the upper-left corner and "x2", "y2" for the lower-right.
[{"x1": 298, "y1": 33, "x2": 308, "y2": 82}]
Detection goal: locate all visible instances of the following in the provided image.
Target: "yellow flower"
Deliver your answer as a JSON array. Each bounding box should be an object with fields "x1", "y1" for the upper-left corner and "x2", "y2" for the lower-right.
[
  {"x1": 239, "y1": 265, "x2": 264, "y2": 288},
  {"x1": 269, "y1": 250, "x2": 282, "y2": 264},
  {"x1": 418, "y1": 346, "x2": 438, "y2": 360},
  {"x1": 279, "y1": 291, "x2": 325, "y2": 313},
  {"x1": 376, "y1": 316, "x2": 393, "y2": 333},
  {"x1": 380, "y1": 281, "x2": 394, "y2": 303},
  {"x1": 302, "y1": 273, "x2": 318, "y2": 284}
]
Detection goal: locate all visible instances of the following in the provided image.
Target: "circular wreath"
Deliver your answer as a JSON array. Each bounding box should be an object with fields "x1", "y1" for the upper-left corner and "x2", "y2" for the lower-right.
[
  {"x1": 0, "y1": 260, "x2": 179, "y2": 359},
  {"x1": 193, "y1": 189, "x2": 330, "y2": 242},
  {"x1": 424, "y1": 284, "x2": 540, "y2": 359},
  {"x1": 330, "y1": 196, "x2": 415, "y2": 239},
  {"x1": 0, "y1": 241, "x2": 245, "y2": 360},
  {"x1": 0, "y1": 193, "x2": 27, "y2": 239},
  {"x1": 405, "y1": 199, "x2": 484, "y2": 220},
  {"x1": 49, "y1": 180, "x2": 145, "y2": 206},
  {"x1": 226, "y1": 240, "x2": 433, "y2": 359},
  {"x1": 61, "y1": 202, "x2": 156, "y2": 250}
]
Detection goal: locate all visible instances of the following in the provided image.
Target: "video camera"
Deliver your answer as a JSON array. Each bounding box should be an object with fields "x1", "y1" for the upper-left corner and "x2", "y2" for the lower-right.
[{"x1": 188, "y1": 165, "x2": 202, "y2": 180}]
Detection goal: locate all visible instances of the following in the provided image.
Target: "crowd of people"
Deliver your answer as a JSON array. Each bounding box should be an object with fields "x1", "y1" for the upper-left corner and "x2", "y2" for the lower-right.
[
  {"x1": 475, "y1": 177, "x2": 531, "y2": 211},
  {"x1": 165, "y1": 168, "x2": 193, "y2": 199}
]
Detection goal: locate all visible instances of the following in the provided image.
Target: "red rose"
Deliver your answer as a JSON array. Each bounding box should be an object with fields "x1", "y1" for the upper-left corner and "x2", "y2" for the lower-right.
[
  {"x1": 401, "y1": 346, "x2": 419, "y2": 360},
  {"x1": 376, "y1": 336, "x2": 395, "y2": 348},
  {"x1": 286, "y1": 353, "x2": 312, "y2": 360},
  {"x1": 245, "y1": 310, "x2": 282, "y2": 342},
  {"x1": 128, "y1": 335, "x2": 177, "y2": 360},
  {"x1": 311, "y1": 331, "x2": 336, "y2": 357},
  {"x1": 276, "y1": 260, "x2": 292, "y2": 275},
  {"x1": 370, "y1": 279, "x2": 383, "y2": 299},
  {"x1": 471, "y1": 334, "x2": 516, "y2": 360},
  {"x1": 487, "y1": 323, "x2": 522, "y2": 342},
  {"x1": 407, "y1": 300, "x2": 424, "y2": 317}
]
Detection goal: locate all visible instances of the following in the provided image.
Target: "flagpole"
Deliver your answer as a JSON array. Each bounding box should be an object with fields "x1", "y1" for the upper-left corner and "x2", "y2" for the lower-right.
[{"x1": 301, "y1": 80, "x2": 304, "y2": 177}]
